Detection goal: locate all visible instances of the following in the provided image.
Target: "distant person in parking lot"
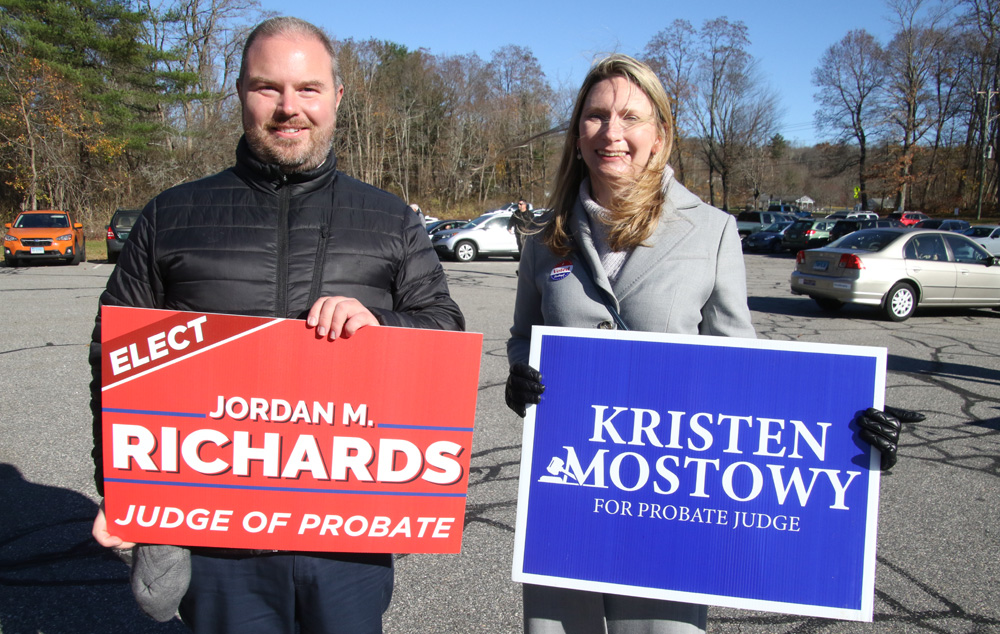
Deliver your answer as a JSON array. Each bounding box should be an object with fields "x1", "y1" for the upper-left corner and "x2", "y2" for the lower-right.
[
  {"x1": 87, "y1": 16, "x2": 463, "y2": 634},
  {"x1": 504, "y1": 53, "x2": 912, "y2": 634},
  {"x1": 509, "y1": 198, "x2": 533, "y2": 253},
  {"x1": 410, "y1": 202, "x2": 427, "y2": 226}
]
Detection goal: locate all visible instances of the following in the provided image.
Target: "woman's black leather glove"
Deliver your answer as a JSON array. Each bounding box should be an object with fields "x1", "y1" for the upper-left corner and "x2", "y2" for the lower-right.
[
  {"x1": 505, "y1": 362, "x2": 545, "y2": 417},
  {"x1": 883, "y1": 405, "x2": 926, "y2": 423},
  {"x1": 856, "y1": 407, "x2": 903, "y2": 470}
]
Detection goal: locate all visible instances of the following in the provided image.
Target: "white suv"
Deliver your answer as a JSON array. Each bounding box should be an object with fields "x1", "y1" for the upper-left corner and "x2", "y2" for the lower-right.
[
  {"x1": 826, "y1": 211, "x2": 879, "y2": 221},
  {"x1": 431, "y1": 212, "x2": 519, "y2": 262}
]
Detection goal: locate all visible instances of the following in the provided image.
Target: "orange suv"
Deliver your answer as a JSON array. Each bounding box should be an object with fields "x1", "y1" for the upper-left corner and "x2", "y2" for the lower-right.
[{"x1": 4, "y1": 210, "x2": 86, "y2": 267}]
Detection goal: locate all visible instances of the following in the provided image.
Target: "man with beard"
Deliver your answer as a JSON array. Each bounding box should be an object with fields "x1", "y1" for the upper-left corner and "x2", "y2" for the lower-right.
[{"x1": 88, "y1": 16, "x2": 464, "y2": 634}]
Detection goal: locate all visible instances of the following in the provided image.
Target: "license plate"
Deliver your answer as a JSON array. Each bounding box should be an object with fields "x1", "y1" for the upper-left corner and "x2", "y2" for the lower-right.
[
  {"x1": 802, "y1": 279, "x2": 816, "y2": 286},
  {"x1": 812, "y1": 260, "x2": 829, "y2": 271},
  {"x1": 30, "y1": 247, "x2": 43, "y2": 254}
]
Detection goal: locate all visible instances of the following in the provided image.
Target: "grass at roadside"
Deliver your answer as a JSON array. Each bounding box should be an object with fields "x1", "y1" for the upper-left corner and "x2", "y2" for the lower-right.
[{"x1": 86, "y1": 239, "x2": 108, "y2": 262}]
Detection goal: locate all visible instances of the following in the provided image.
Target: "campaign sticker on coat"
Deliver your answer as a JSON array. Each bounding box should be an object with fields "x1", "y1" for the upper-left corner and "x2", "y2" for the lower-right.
[
  {"x1": 100, "y1": 306, "x2": 482, "y2": 554},
  {"x1": 512, "y1": 326, "x2": 886, "y2": 622}
]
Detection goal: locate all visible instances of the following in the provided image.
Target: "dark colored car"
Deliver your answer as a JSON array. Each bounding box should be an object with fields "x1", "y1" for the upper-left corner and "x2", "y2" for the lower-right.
[
  {"x1": 743, "y1": 221, "x2": 792, "y2": 253},
  {"x1": 782, "y1": 218, "x2": 837, "y2": 252},
  {"x1": 106, "y1": 208, "x2": 141, "y2": 264},
  {"x1": 912, "y1": 218, "x2": 971, "y2": 232},
  {"x1": 828, "y1": 219, "x2": 883, "y2": 243}
]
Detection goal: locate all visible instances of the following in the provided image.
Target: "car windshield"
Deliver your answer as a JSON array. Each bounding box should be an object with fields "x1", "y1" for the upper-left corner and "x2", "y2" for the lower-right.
[
  {"x1": 763, "y1": 221, "x2": 790, "y2": 232},
  {"x1": 14, "y1": 213, "x2": 69, "y2": 229},
  {"x1": 828, "y1": 229, "x2": 901, "y2": 252}
]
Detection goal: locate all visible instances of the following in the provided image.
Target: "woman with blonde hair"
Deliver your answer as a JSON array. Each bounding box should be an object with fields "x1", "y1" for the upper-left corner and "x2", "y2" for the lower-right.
[{"x1": 504, "y1": 54, "x2": 903, "y2": 633}]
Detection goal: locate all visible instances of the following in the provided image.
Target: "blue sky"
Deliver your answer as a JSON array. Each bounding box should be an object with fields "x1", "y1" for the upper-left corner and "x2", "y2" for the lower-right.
[{"x1": 257, "y1": 0, "x2": 905, "y2": 146}]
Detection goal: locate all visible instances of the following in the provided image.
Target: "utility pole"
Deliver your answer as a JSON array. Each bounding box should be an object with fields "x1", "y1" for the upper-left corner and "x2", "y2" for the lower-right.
[{"x1": 976, "y1": 90, "x2": 998, "y2": 221}]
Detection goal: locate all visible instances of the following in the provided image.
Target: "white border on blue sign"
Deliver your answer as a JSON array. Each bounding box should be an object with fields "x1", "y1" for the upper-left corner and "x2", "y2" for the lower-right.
[{"x1": 512, "y1": 326, "x2": 886, "y2": 622}]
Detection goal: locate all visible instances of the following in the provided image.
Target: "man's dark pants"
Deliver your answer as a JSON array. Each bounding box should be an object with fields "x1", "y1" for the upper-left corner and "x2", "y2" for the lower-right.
[{"x1": 179, "y1": 551, "x2": 393, "y2": 634}]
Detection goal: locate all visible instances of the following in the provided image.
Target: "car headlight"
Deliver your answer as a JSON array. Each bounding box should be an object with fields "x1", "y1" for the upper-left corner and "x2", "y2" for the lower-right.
[
  {"x1": 3, "y1": 234, "x2": 17, "y2": 242},
  {"x1": 56, "y1": 233, "x2": 72, "y2": 241}
]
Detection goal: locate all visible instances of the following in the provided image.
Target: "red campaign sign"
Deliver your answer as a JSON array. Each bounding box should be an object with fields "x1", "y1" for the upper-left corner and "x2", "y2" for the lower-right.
[{"x1": 100, "y1": 306, "x2": 482, "y2": 554}]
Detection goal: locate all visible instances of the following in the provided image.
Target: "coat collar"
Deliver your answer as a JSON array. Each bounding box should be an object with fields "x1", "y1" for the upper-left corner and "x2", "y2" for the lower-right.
[
  {"x1": 571, "y1": 177, "x2": 702, "y2": 308},
  {"x1": 232, "y1": 136, "x2": 339, "y2": 195}
]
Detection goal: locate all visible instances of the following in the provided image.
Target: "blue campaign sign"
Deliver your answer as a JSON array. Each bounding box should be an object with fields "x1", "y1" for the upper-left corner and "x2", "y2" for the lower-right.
[{"x1": 512, "y1": 327, "x2": 886, "y2": 622}]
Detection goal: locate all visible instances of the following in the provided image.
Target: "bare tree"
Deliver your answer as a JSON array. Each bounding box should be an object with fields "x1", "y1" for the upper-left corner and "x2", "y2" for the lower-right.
[
  {"x1": 883, "y1": 0, "x2": 950, "y2": 210},
  {"x1": 691, "y1": 18, "x2": 779, "y2": 210},
  {"x1": 954, "y1": 0, "x2": 1000, "y2": 216},
  {"x1": 641, "y1": 19, "x2": 697, "y2": 183},
  {"x1": 813, "y1": 30, "x2": 886, "y2": 210}
]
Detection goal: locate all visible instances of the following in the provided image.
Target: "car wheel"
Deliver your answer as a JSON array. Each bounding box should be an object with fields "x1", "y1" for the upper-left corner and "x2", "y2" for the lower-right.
[
  {"x1": 454, "y1": 241, "x2": 478, "y2": 262},
  {"x1": 814, "y1": 297, "x2": 844, "y2": 312},
  {"x1": 80, "y1": 241, "x2": 87, "y2": 264},
  {"x1": 512, "y1": 251, "x2": 521, "y2": 262},
  {"x1": 5, "y1": 257, "x2": 17, "y2": 268},
  {"x1": 108, "y1": 250, "x2": 118, "y2": 264},
  {"x1": 883, "y1": 282, "x2": 917, "y2": 321}
]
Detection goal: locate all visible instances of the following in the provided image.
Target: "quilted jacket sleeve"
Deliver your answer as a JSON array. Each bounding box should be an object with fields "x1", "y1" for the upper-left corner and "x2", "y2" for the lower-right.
[{"x1": 367, "y1": 209, "x2": 465, "y2": 333}]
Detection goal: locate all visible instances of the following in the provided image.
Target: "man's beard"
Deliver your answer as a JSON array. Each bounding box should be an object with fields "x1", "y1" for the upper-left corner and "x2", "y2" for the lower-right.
[{"x1": 244, "y1": 117, "x2": 335, "y2": 174}]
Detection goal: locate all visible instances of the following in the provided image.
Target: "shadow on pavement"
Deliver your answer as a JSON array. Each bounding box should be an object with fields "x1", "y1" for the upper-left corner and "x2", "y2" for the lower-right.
[
  {"x1": 0, "y1": 464, "x2": 187, "y2": 634},
  {"x1": 888, "y1": 354, "x2": 1000, "y2": 386}
]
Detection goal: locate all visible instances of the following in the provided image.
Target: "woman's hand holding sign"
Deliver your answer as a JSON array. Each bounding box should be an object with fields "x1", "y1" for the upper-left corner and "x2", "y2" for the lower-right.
[
  {"x1": 505, "y1": 363, "x2": 545, "y2": 418},
  {"x1": 856, "y1": 405, "x2": 924, "y2": 470}
]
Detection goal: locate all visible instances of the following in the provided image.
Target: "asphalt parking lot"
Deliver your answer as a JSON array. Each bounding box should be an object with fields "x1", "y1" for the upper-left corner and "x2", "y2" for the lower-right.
[{"x1": 0, "y1": 252, "x2": 997, "y2": 633}]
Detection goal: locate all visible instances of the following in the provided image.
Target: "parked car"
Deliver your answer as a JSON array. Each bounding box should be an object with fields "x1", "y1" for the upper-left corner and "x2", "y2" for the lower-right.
[
  {"x1": 425, "y1": 219, "x2": 469, "y2": 236},
  {"x1": 963, "y1": 225, "x2": 1000, "y2": 255},
  {"x1": 887, "y1": 211, "x2": 930, "y2": 226},
  {"x1": 767, "y1": 203, "x2": 801, "y2": 214},
  {"x1": 431, "y1": 212, "x2": 519, "y2": 262},
  {"x1": 790, "y1": 228, "x2": 1000, "y2": 321},
  {"x1": 828, "y1": 219, "x2": 877, "y2": 243},
  {"x1": 912, "y1": 218, "x2": 971, "y2": 232},
  {"x1": 827, "y1": 218, "x2": 902, "y2": 242},
  {"x1": 782, "y1": 218, "x2": 837, "y2": 252},
  {"x1": 825, "y1": 211, "x2": 879, "y2": 221},
  {"x1": 106, "y1": 208, "x2": 141, "y2": 264},
  {"x1": 743, "y1": 221, "x2": 792, "y2": 253},
  {"x1": 736, "y1": 210, "x2": 795, "y2": 238},
  {"x1": 4, "y1": 209, "x2": 85, "y2": 267}
]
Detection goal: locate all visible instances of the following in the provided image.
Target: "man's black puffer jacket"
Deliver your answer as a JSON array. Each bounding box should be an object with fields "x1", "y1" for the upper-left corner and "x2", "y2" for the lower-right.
[{"x1": 89, "y1": 138, "x2": 465, "y2": 494}]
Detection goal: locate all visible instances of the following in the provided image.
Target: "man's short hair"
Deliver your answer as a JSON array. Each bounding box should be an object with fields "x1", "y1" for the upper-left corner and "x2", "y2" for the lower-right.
[{"x1": 239, "y1": 17, "x2": 341, "y2": 88}]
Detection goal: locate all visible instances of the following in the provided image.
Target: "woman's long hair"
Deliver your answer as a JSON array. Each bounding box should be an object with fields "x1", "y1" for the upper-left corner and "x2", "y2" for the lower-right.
[{"x1": 542, "y1": 54, "x2": 675, "y2": 257}]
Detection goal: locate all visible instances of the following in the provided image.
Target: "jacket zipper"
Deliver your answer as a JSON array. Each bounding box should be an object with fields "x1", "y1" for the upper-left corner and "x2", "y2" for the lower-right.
[
  {"x1": 275, "y1": 176, "x2": 290, "y2": 317},
  {"x1": 308, "y1": 224, "x2": 330, "y2": 307}
]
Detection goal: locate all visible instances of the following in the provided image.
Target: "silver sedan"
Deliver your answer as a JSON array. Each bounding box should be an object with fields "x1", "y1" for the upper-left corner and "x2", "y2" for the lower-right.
[{"x1": 789, "y1": 228, "x2": 1000, "y2": 321}]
